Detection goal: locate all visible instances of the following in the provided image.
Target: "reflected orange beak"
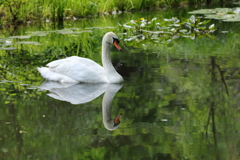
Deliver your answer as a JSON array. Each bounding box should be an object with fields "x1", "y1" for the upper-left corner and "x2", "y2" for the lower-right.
[
  {"x1": 113, "y1": 41, "x2": 122, "y2": 51},
  {"x1": 114, "y1": 114, "x2": 122, "y2": 124}
]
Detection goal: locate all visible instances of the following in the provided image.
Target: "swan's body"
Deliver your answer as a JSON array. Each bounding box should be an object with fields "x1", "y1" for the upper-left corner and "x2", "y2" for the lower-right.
[{"x1": 37, "y1": 32, "x2": 123, "y2": 83}]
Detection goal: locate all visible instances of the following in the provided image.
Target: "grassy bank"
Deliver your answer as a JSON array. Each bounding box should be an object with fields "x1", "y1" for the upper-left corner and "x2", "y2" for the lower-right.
[{"x1": 0, "y1": 0, "x2": 237, "y2": 25}]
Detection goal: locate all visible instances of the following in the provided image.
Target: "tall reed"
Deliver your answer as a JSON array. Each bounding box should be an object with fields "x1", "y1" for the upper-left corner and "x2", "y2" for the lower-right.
[{"x1": 0, "y1": 0, "x2": 235, "y2": 25}]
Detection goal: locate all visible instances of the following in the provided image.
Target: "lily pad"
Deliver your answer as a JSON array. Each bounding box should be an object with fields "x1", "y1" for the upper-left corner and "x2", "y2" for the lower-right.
[
  {"x1": 56, "y1": 29, "x2": 92, "y2": 35},
  {"x1": 71, "y1": 30, "x2": 92, "y2": 34},
  {"x1": 0, "y1": 38, "x2": 11, "y2": 43},
  {"x1": 223, "y1": 17, "x2": 240, "y2": 22},
  {"x1": 68, "y1": 28, "x2": 81, "y2": 30},
  {"x1": 16, "y1": 41, "x2": 41, "y2": 45},
  {"x1": 9, "y1": 35, "x2": 31, "y2": 39},
  {"x1": 105, "y1": 26, "x2": 115, "y2": 29},
  {"x1": 85, "y1": 27, "x2": 103, "y2": 30},
  {"x1": 30, "y1": 32, "x2": 49, "y2": 37},
  {"x1": 2, "y1": 43, "x2": 13, "y2": 47},
  {"x1": 189, "y1": 7, "x2": 240, "y2": 22},
  {"x1": 188, "y1": 9, "x2": 216, "y2": 15},
  {"x1": 57, "y1": 29, "x2": 74, "y2": 34},
  {"x1": 25, "y1": 31, "x2": 54, "y2": 37},
  {"x1": 0, "y1": 47, "x2": 17, "y2": 50},
  {"x1": 233, "y1": 8, "x2": 240, "y2": 14}
]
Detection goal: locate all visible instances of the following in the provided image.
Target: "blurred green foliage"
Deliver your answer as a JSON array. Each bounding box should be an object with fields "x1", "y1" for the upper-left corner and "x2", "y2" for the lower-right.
[{"x1": 0, "y1": 0, "x2": 237, "y2": 24}]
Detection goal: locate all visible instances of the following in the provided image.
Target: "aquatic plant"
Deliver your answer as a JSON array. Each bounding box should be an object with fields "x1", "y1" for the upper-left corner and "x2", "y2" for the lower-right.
[
  {"x1": 189, "y1": 7, "x2": 240, "y2": 22},
  {"x1": 164, "y1": 0, "x2": 235, "y2": 6},
  {"x1": 120, "y1": 15, "x2": 215, "y2": 46},
  {"x1": 0, "y1": 0, "x2": 44, "y2": 24},
  {"x1": 0, "y1": 0, "x2": 24, "y2": 23},
  {"x1": 0, "y1": 0, "x2": 236, "y2": 25}
]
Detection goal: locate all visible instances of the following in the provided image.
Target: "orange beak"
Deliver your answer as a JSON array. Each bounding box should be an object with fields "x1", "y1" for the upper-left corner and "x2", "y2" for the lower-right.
[
  {"x1": 114, "y1": 114, "x2": 122, "y2": 124},
  {"x1": 113, "y1": 41, "x2": 122, "y2": 51}
]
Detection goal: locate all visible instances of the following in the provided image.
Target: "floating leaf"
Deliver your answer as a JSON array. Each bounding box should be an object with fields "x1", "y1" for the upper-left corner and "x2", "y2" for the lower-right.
[
  {"x1": 189, "y1": 9, "x2": 216, "y2": 15},
  {"x1": 36, "y1": 33, "x2": 49, "y2": 36},
  {"x1": 233, "y1": 7, "x2": 240, "y2": 14},
  {"x1": 9, "y1": 35, "x2": 31, "y2": 39},
  {"x1": 223, "y1": 17, "x2": 240, "y2": 22},
  {"x1": 16, "y1": 41, "x2": 41, "y2": 45},
  {"x1": 57, "y1": 30, "x2": 74, "y2": 34},
  {"x1": 0, "y1": 47, "x2": 17, "y2": 50},
  {"x1": 105, "y1": 26, "x2": 115, "y2": 29},
  {"x1": 179, "y1": 29, "x2": 188, "y2": 33},
  {"x1": 189, "y1": 7, "x2": 240, "y2": 22},
  {"x1": 85, "y1": 27, "x2": 103, "y2": 30},
  {"x1": 72, "y1": 30, "x2": 92, "y2": 34}
]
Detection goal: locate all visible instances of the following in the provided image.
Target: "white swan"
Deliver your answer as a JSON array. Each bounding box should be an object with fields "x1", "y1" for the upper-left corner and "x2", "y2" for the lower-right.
[
  {"x1": 39, "y1": 81, "x2": 123, "y2": 130},
  {"x1": 37, "y1": 32, "x2": 123, "y2": 83}
]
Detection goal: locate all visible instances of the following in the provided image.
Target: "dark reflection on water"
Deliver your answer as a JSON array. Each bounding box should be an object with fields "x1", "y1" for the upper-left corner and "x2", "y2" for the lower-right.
[
  {"x1": 39, "y1": 81, "x2": 123, "y2": 131},
  {"x1": 39, "y1": 81, "x2": 108, "y2": 105},
  {"x1": 0, "y1": 7, "x2": 240, "y2": 160}
]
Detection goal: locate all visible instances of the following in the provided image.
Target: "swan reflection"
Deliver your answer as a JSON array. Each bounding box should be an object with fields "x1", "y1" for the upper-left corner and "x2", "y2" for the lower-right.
[{"x1": 39, "y1": 81, "x2": 123, "y2": 130}]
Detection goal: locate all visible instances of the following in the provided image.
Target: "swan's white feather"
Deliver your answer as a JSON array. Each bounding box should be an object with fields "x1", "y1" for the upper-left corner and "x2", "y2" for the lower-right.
[
  {"x1": 37, "y1": 67, "x2": 78, "y2": 83},
  {"x1": 38, "y1": 56, "x2": 108, "y2": 83}
]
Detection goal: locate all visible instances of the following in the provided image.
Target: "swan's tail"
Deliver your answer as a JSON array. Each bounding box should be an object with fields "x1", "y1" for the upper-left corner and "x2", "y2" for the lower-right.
[
  {"x1": 37, "y1": 67, "x2": 50, "y2": 79},
  {"x1": 37, "y1": 67, "x2": 78, "y2": 83}
]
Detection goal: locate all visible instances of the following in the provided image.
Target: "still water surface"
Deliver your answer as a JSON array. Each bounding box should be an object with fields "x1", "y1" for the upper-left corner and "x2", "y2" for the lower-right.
[{"x1": 1, "y1": 9, "x2": 240, "y2": 160}]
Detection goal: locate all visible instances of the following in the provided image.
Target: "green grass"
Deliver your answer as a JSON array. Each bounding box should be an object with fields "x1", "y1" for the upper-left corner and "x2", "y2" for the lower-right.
[{"x1": 0, "y1": 0, "x2": 236, "y2": 25}]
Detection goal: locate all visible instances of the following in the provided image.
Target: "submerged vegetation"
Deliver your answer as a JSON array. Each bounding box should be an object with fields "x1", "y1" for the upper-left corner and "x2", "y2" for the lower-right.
[{"x1": 0, "y1": 0, "x2": 239, "y2": 25}]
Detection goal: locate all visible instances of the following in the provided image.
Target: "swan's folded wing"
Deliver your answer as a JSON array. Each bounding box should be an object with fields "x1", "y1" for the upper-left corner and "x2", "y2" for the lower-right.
[
  {"x1": 47, "y1": 56, "x2": 108, "y2": 83},
  {"x1": 47, "y1": 56, "x2": 79, "y2": 68}
]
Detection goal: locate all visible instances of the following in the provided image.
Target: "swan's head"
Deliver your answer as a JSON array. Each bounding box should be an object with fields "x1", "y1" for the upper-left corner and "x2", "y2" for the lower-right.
[
  {"x1": 103, "y1": 32, "x2": 122, "y2": 51},
  {"x1": 104, "y1": 114, "x2": 122, "y2": 131}
]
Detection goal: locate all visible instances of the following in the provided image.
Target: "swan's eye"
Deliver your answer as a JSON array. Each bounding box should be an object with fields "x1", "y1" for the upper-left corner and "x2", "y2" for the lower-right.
[{"x1": 112, "y1": 37, "x2": 120, "y2": 44}]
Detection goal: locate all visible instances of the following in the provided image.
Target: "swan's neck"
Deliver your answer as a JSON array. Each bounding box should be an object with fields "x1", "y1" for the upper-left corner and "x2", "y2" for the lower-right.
[
  {"x1": 102, "y1": 41, "x2": 123, "y2": 83},
  {"x1": 102, "y1": 42, "x2": 116, "y2": 74}
]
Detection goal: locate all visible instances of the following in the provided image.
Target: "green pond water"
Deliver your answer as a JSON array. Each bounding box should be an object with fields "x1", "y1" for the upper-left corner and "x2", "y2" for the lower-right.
[{"x1": 0, "y1": 8, "x2": 240, "y2": 160}]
